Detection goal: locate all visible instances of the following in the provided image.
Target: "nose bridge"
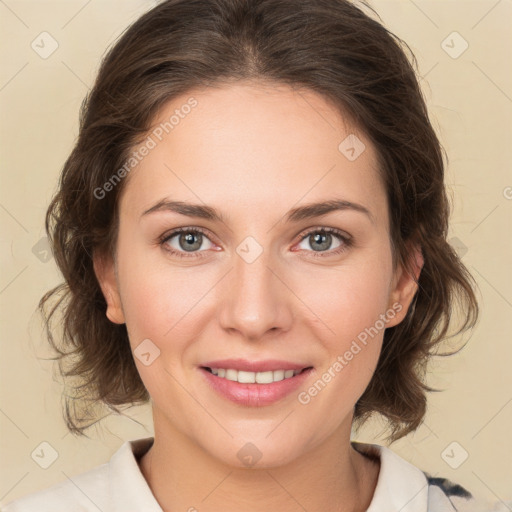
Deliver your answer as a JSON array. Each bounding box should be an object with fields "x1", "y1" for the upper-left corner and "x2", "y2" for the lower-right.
[{"x1": 218, "y1": 243, "x2": 292, "y2": 339}]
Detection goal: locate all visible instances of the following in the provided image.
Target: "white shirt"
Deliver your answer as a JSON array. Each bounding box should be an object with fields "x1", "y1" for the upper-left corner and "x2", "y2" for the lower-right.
[{"x1": 0, "y1": 437, "x2": 503, "y2": 511}]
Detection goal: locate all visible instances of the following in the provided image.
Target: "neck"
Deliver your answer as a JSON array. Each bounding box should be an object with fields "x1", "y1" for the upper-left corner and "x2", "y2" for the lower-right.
[{"x1": 138, "y1": 410, "x2": 380, "y2": 512}]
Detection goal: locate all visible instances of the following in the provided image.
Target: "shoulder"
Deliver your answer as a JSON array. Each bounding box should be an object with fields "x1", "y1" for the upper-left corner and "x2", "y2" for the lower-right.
[
  {"x1": 0, "y1": 463, "x2": 110, "y2": 512},
  {"x1": 425, "y1": 473, "x2": 512, "y2": 512},
  {"x1": 352, "y1": 441, "x2": 510, "y2": 512},
  {"x1": 1, "y1": 437, "x2": 159, "y2": 512}
]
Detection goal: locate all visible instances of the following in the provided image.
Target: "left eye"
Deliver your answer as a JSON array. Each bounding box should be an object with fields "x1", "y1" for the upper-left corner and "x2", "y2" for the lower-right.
[{"x1": 296, "y1": 229, "x2": 346, "y2": 253}]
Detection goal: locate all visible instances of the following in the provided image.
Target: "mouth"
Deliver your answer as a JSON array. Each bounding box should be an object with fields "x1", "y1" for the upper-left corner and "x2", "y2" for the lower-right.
[
  {"x1": 198, "y1": 364, "x2": 315, "y2": 406},
  {"x1": 197, "y1": 358, "x2": 315, "y2": 406},
  {"x1": 200, "y1": 366, "x2": 313, "y2": 384}
]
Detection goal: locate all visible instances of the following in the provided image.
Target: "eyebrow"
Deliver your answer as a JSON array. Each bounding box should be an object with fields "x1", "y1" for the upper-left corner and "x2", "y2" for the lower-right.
[{"x1": 141, "y1": 198, "x2": 374, "y2": 225}]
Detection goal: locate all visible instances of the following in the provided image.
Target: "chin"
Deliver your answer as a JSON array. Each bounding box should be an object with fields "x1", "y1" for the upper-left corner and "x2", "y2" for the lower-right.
[{"x1": 206, "y1": 436, "x2": 305, "y2": 470}]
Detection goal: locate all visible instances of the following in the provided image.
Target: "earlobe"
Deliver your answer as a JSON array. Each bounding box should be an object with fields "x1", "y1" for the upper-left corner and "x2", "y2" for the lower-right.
[
  {"x1": 386, "y1": 243, "x2": 424, "y2": 328},
  {"x1": 92, "y1": 250, "x2": 126, "y2": 325}
]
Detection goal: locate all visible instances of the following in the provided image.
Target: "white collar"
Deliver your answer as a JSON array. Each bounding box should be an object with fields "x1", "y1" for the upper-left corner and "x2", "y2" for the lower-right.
[
  {"x1": 109, "y1": 437, "x2": 161, "y2": 511},
  {"x1": 352, "y1": 441, "x2": 454, "y2": 511},
  {"x1": 108, "y1": 437, "x2": 458, "y2": 512}
]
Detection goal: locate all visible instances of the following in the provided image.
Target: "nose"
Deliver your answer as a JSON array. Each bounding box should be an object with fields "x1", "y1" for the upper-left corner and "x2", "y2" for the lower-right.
[{"x1": 217, "y1": 246, "x2": 294, "y2": 341}]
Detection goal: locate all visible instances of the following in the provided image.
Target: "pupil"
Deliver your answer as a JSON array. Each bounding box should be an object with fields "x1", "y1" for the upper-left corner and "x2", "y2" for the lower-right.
[
  {"x1": 311, "y1": 232, "x2": 330, "y2": 251},
  {"x1": 180, "y1": 232, "x2": 201, "y2": 251}
]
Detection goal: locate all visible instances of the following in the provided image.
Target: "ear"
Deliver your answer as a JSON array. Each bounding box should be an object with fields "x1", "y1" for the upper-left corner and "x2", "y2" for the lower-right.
[
  {"x1": 386, "y1": 241, "x2": 424, "y2": 328},
  {"x1": 93, "y1": 249, "x2": 125, "y2": 324}
]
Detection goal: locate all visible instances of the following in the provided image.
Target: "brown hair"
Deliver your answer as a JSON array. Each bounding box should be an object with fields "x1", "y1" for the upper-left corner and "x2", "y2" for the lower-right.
[{"x1": 40, "y1": 0, "x2": 479, "y2": 442}]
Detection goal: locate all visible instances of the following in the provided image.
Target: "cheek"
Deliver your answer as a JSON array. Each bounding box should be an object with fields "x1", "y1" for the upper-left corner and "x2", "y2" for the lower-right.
[
  {"x1": 114, "y1": 253, "x2": 202, "y2": 398},
  {"x1": 294, "y1": 251, "x2": 393, "y2": 395},
  {"x1": 295, "y1": 273, "x2": 389, "y2": 429},
  {"x1": 114, "y1": 236, "x2": 192, "y2": 347},
  {"x1": 119, "y1": 269, "x2": 200, "y2": 347},
  {"x1": 298, "y1": 256, "x2": 393, "y2": 343}
]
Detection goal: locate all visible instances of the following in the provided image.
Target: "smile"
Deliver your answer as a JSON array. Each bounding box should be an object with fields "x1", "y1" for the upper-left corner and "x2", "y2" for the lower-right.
[
  {"x1": 203, "y1": 367, "x2": 309, "y2": 384},
  {"x1": 199, "y1": 365, "x2": 315, "y2": 407}
]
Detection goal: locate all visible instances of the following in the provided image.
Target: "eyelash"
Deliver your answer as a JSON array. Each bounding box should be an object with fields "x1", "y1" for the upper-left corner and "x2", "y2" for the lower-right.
[{"x1": 158, "y1": 226, "x2": 353, "y2": 260}]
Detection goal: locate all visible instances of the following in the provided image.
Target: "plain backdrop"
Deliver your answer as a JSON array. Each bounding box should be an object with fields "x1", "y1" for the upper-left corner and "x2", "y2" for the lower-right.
[{"x1": 1, "y1": 0, "x2": 511, "y2": 507}]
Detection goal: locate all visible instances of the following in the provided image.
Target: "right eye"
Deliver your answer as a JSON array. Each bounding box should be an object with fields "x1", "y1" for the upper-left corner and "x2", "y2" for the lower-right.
[{"x1": 159, "y1": 227, "x2": 216, "y2": 259}]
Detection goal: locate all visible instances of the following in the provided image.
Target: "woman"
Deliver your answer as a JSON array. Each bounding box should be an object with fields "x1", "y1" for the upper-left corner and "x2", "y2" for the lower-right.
[{"x1": 2, "y1": 0, "x2": 500, "y2": 510}]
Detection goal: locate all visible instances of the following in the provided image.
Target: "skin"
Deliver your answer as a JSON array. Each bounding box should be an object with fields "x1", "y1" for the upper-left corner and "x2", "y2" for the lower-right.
[{"x1": 94, "y1": 80, "x2": 423, "y2": 512}]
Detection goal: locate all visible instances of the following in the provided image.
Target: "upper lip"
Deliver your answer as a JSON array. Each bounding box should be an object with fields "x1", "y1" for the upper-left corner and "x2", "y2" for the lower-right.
[{"x1": 200, "y1": 358, "x2": 312, "y2": 372}]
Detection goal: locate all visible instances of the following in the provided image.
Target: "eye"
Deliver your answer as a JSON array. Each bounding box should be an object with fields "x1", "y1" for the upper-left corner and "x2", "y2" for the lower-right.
[
  {"x1": 159, "y1": 227, "x2": 216, "y2": 259},
  {"x1": 295, "y1": 227, "x2": 352, "y2": 257}
]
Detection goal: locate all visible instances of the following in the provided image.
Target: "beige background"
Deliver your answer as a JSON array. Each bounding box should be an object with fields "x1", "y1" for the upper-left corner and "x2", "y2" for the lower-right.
[{"x1": 1, "y1": 0, "x2": 511, "y2": 507}]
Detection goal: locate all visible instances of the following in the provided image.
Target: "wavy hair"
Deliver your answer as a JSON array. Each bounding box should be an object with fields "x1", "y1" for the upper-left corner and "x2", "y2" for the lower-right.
[{"x1": 39, "y1": 0, "x2": 480, "y2": 441}]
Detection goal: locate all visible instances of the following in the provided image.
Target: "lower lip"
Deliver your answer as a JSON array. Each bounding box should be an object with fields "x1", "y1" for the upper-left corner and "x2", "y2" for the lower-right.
[{"x1": 199, "y1": 367, "x2": 314, "y2": 407}]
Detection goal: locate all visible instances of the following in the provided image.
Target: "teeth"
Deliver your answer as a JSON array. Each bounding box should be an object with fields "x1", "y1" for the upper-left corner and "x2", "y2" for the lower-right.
[{"x1": 209, "y1": 368, "x2": 303, "y2": 384}]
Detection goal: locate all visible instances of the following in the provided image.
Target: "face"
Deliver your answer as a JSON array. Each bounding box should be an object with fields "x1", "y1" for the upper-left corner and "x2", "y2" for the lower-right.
[{"x1": 94, "y1": 80, "x2": 422, "y2": 468}]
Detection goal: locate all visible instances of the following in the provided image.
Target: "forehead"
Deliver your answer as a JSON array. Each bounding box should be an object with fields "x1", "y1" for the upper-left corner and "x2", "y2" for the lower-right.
[{"x1": 119, "y1": 81, "x2": 387, "y2": 224}]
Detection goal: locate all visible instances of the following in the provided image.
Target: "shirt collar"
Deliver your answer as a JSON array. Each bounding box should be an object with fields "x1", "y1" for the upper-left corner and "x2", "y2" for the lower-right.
[
  {"x1": 109, "y1": 437, "x2": 456, "y2": 512},
  {"x1": 352, "y1": 441, "x2": 455, "y2": 512},
  {"x1": 110, "y1": 437, "x2": 162, "y2": 512}
]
